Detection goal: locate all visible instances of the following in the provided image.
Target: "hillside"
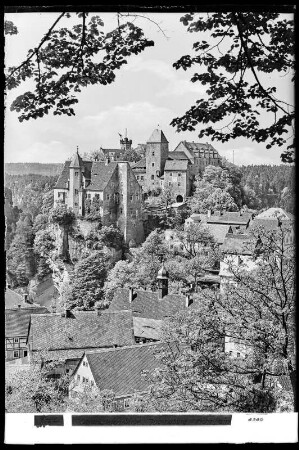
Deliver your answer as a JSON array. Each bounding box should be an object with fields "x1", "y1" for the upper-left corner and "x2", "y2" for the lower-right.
[{"x1": 5, "y1": 162, "x2": 63, "y2": 176}]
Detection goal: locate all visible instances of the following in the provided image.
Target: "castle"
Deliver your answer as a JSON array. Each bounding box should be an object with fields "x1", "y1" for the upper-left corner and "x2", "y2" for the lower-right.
[
  {"x1": 131, "y1": 128, "x2": 222, "y2": 202},
  {"x1": 54, "y1": 127, "x2": 222, "y2": 244},
  {"x1": 54, "y1": 150, "x2": 144, "y2": 246}
]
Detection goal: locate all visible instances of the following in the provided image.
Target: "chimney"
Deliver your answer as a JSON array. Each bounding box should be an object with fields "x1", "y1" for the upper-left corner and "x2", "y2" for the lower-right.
[
  {"x1": 185, "y1": 293, "x2": 193, "y2": 308},
  {"x1": 129, "y1": 287, "x2": 134, "y2": 303}
]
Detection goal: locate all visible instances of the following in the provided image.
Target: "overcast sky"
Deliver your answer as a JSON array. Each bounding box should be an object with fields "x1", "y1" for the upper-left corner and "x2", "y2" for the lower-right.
[{"x1": 4, "y1": 12, "x2": 294, "y2": 166}]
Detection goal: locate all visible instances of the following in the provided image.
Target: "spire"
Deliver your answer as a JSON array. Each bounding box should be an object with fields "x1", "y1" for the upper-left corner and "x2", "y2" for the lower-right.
[
  {"x1": 69, "y1": 146, "x2": 83, "y2": 168},
  {"x1": 147, "y1": 128, "x2": 168, "y2": 143}
]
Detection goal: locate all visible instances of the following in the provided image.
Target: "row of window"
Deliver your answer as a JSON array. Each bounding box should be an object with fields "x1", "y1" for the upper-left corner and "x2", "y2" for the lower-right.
[
  {"x1": 136, "y1": 175, "x2": 144, "y2": 181},
  {"x1": 168, "y1": 182, "x2": 182, "y2": 186},
  {"x1": 9, "y1": 349, "x2": 28, "y2": 359},
  {"x1": 77, "y1": 374, "x2": 94, "y2": 386}
]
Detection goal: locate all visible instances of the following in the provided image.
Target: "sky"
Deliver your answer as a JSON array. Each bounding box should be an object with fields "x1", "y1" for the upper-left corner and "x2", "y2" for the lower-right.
[{"x1": 4, "y1": 11, "x2": 294, "y2": 166}]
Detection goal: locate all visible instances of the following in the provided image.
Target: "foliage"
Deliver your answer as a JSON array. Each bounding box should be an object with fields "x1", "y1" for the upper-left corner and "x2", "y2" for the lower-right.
[
  {"x1": 4, "y1": 187, "x2": 21, "y2": 251},
  {"x1": 33, "y1": 213, "x2": 50, "y2": 233},
  {"x1": 5, "y1": 358, "x2": 70, "y2": 413},
  {"x1": 189, "y1": 165, "x2": 241, "y2": 213},
  {"x1": 142, "y1": 224, "x2": 295, "y2": 412},
  {"x1": 121, "y1": 147, "x2": 143, "y2": 162},
  {"x1": 84, "y1": 196, "x2": 103, "y2": 222},
  {"x1": 6, "y1": 13, "x2": 154, "y2": 121},
  {"x1": 96, "y1": 225, "x2": 124, "y2": 250},
  {"x1": 34, "y1": 229, "x2": 56, "y2": 281},
  {"x1": 6, "y1": 213, "x2": 36, "y2": 287},
  {"x1": 49, "y1": 202, "x2": 76, "y2": 261},
  {"x1": 171, "y1": 12, "x2": 294, "y2": 162},
  {"x1": 68, "y1": 251, "x2": 110, "y2": 310},
  {"x1": 67, "y1": 386, "x2": 115, "y2": 412}
]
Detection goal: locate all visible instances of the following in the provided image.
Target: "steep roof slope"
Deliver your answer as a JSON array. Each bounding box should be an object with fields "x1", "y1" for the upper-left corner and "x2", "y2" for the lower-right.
[
  {"x1": 28, "y1": 310, "x2": 135, "y2": 351},
  {"x1": 85, "y1": 342, "x2": 170, "y2": 397},
  {"x1": 164, "y1": 160, "x2": 189, "y2": 171},
  {"x1": 108, "y1": 288, "x2": 188, "y2": 320},
  {"x1": 5, "y1": 306, "x2": 50, "y2": 337},
  {"x1": 147, "y1": 129, "x2": 168, "y2": 143},
  {"x1": 88, "y1": 161, "x2": 118, "y2": 191}
]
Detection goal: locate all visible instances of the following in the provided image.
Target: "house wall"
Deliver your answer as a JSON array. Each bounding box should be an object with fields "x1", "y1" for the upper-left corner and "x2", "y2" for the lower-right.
[
  {"x1": 132, "y1": 168, "x2": 146, "y2": 191},
  {"x1": 6, "y1": 336, "x2": 28, "y2": 360},
  {"x1": 54, "y1": 188, "x2": 68, "y2": 206},
  {"x1": 69, "y1": 165, "x2": 84, "y2": 215},
  {"x1": 163, "y1": 168, "x2": 192, "y2": 200},
  {"x1": 145, "y1": 141, "x2": 168, "y2": 189}
]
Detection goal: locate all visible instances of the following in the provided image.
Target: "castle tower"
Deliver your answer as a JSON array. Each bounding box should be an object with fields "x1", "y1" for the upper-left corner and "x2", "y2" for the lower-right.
[
  {"x1": 146, "y1": 128, "x2": 169, "y2": 189},
  {"x1": 120, "y1": 128, "x2": 132, "y2": 151},
  {"x1": 68, "y1": 147, "x2": 84, "y2": 215},
  {"x1": 157, "y1": 262, "x2": 169, "y2": 299}
]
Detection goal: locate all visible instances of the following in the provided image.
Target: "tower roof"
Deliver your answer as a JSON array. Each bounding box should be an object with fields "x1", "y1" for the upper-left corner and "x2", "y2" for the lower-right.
[
  {"x1": 157, "y1": 262, "x2": 169, "y2": 279},
  {"x1": 147, "y1": 129, "x2": 168, "y2": 144},
  {"x1": 69, "y1": 149, "x2": 83, "y2": 168}
]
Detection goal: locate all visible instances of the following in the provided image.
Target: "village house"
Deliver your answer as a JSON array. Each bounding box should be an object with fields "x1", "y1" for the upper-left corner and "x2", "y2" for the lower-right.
[
  {"x1": 26, "y1": 309, "x2": 136, "y2": 375},
  {"x1": 5, "y1": 305, "x2": 49, "y2": 361},
  {"x1": 54, "y1": 149, "x2": 144, "y2": 245},
  {"x1": 68, "y1": 342, "x2": 173, "y2": 410},
  {"x1": 108, "y1": 264, "x2": 194, "y2": 343}
]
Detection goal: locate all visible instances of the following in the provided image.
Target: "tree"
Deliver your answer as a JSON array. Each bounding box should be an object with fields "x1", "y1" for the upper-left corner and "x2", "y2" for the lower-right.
[
  {"x1": 34, "y1": 229, "x2": 56, "y2": 281},
  {"x1": 33, "y1": 213, "x2": 50, "y2": 233},
  {"x1": 5, "y1": 356, "x2": 70, "y2": 413},
  {"x1": 5, "y1": 13, "x2": 154, "y2": 121},
  {"x1": 6, "y1": 213, "x2": 36, "y2": 287},
  {"x1": 84, "y1": 196, "x2": 103, "y2": 222},
  {"x1": 49, "y1": 202, "x2": 76, "y2": 261},
  {"x1": 143, "y1": 223, "x2": 295, "y2": 412},
  {"x1": 170, "y1": 12, "x2": 294, "y2": 163},
  {"x1": 68, "y1": 251, "x2": 110, "y2": 310}
]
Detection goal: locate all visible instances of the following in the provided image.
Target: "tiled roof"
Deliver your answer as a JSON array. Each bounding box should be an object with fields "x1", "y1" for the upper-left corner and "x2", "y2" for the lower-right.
[
  {"x1": 133, "y1": 317, "x2": 163, "y2": 340},
  {"x1": 207, "y1": 211, "x2": 253, "y2": 225},
  {"x1": 5, "y1": 288, "x2": 23, "y2": 309},
  {"x1": 168, "y1": 151, "x2": 190, "y2": 160},
  {"x1": 221, "y1": 235, "x2": 253, "y2": 255},
  {"x1": 88, "y1": 161, "x2": 118, "y2": 191},
  {"x1": 175, "y1": 141, "x2": 220, "y2": 159},
  {"x1": 249, "y1": 218, "x2": 291, "y2": 231},
  {"x1": 85, "y1": 342, "x2": 171, "y2": 397},
  {"x1": 164, "y1": 160, "x2": 189, "y2": 171},
  {"x1": 5, "y1": 306, "x2": 50, "y2": 337},
  {"x1": 131, "y1": 157, "x2": 146, "y2": 169},
  {"x1": 204, "y1": 224, "x2": 232, "y2": 244},
  {"x1": 108, "y1": 288, "x2": 188, "y2": 320},
  {"x1": 28, "y1": 310, "x2": 135, "y2": 351},
  {"x1": 255, "y1": 208, "x2": 294, "y2": 220},
  {"x1": 101, "y1": 148, "x2": 124, "y2": 156},
  {"x1": 55, "y1": 160, "x2": 71, "y2": 189},
  {"x1": 147, "y1": 129, "x2": 168, "y2": 143},
  {"x1": 55, "y1": 160, "x2": 92, "y2": 189}
]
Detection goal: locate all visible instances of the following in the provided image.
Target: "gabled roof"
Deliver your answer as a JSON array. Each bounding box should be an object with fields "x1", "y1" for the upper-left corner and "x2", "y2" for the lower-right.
[
  {"x1": 85, "y1": 342, "x2": 172, "y2": 397},
  {"x1": 168, "y1": 151, "x2": 190, "y2": 161},
  {"x1": 55, "y1": 159, "x2": 92, "y2": 189},
  {"x1": 203, "y1": 223, "x2": 232, "y2": 244},
  {"x1": 164, "y1": 160, "x2": 189, "y2": 172},
  {"x1": 5, "y1": 288, "x2": 23, "y2": 309},
  {"x1": 101, "y1": 148, "x2": 124, "y2": 156},
  {"x1": 207, "y1": 211, "x2": 253, "y2": 225},
  {"x1": 131, "y1": 157, "x2": 146, "y2": 169},
  {"x1": 174, "y1": 141, "x2": 220, "y2": 159},
  {"x1": 133, "y1": 317, "x2": 163, "y2": 340},
  {"x1": 5, "y1": 306, "x2": 50, "y2": 337},
  {"x1": 108, "y1": 288, "x2": 189, "y2": 320},
  {"x1": 249, "y1": 218, "x2": 291, "y2": 232},
  {"x1": 147, "y1": 129, "x2": 168, "y2": 143},
  {"x1": 27, "y1": 310, "x2": 135, "y2": 351},
  {"x1": 88, "y1": 161, "x2": 118, "y2": 191},
  {"x1": 221, "y1": 234, "x2": 253, "y2": 255},
  {"x1": 254, "y1": 208, "x2": 294, "y2": 221}
]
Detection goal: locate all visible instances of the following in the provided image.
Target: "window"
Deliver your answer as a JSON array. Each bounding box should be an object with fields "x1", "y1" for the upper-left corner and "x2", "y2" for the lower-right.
[
  {"x1": 83, "y1": 361, "x2": 89, "y2": 368},
  {"x1": 169, "y1": 172, "x2": 172, "y2": 177},
  {"x1": 87, "y1": 194, "x2": 91, "y2": 199},
  {"x1": 130, "y1": 195, "x2": 133, "y2": 201},
  {"x1": 168, "y1": 182, "x2": 172, "y2": 186},
  {"x1": 136, "y1": 193, "x2": 139, "y2": 200},
  {"x1": 82, "y1": 377, "x2": 88, "y2": 383},
  {"x1": 23, "y1": 350, "x2": 27, "y2": 357},
  {"x1": 120, "y1": 208, "x2": 123, "y2": 214},
  {"x1": 124, "y1": 398, "x2": 130, "y2": 409},
  {"x1": 151, "y1": 175, "x2": 154, "y2": 180},
  {"x1": 237, "y1": 352, "x2": 240, "y2": 358},
  {"x1": 152, "y1": 162, "x2": 155, "y2": 167},
  {"x1": 152, "y1": 151, "x2": 155, "y2": 156},
  {"x1": 229, "y1": 351, "x2": 232, "y2": 356},
  {"x1": 136, "y1": 176, "x2": 139, "y2": 180},
  {"x1": 13, "y1": 351, "x2": 19, "y2": 358},
  {"x1": 178, "y1": 173, "x2": 181, "y2": 177},
  {"x1": 141, "y1": 176, "x2": 144, "y2": 180},
  {"x1": 106, "y1": 194, "x2": 110, "y2": 200},
  {"x1": 74, "y1": 202, "x2": 78, "y2": 206},
  {"x1": 75, "y1": 189, "x2": 78, "y2": 195},
  {"x1": 14, "y1": 338, "x2": 19, "y2": 343}
]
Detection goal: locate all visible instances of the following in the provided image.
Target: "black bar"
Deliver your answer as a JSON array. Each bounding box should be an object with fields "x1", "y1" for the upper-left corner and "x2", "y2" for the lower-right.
[
  {"x1": 72, "y1": 414, "x2": 232, "y2": 426},
  {"x1": 34, "y1": 415, "x2": 64, "y2": 427}
]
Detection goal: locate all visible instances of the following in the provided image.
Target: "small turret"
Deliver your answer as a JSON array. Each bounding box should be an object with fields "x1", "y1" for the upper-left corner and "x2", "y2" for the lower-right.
[{"x1": 157, "y1": 262, "x2": 169, "y2": 299}]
